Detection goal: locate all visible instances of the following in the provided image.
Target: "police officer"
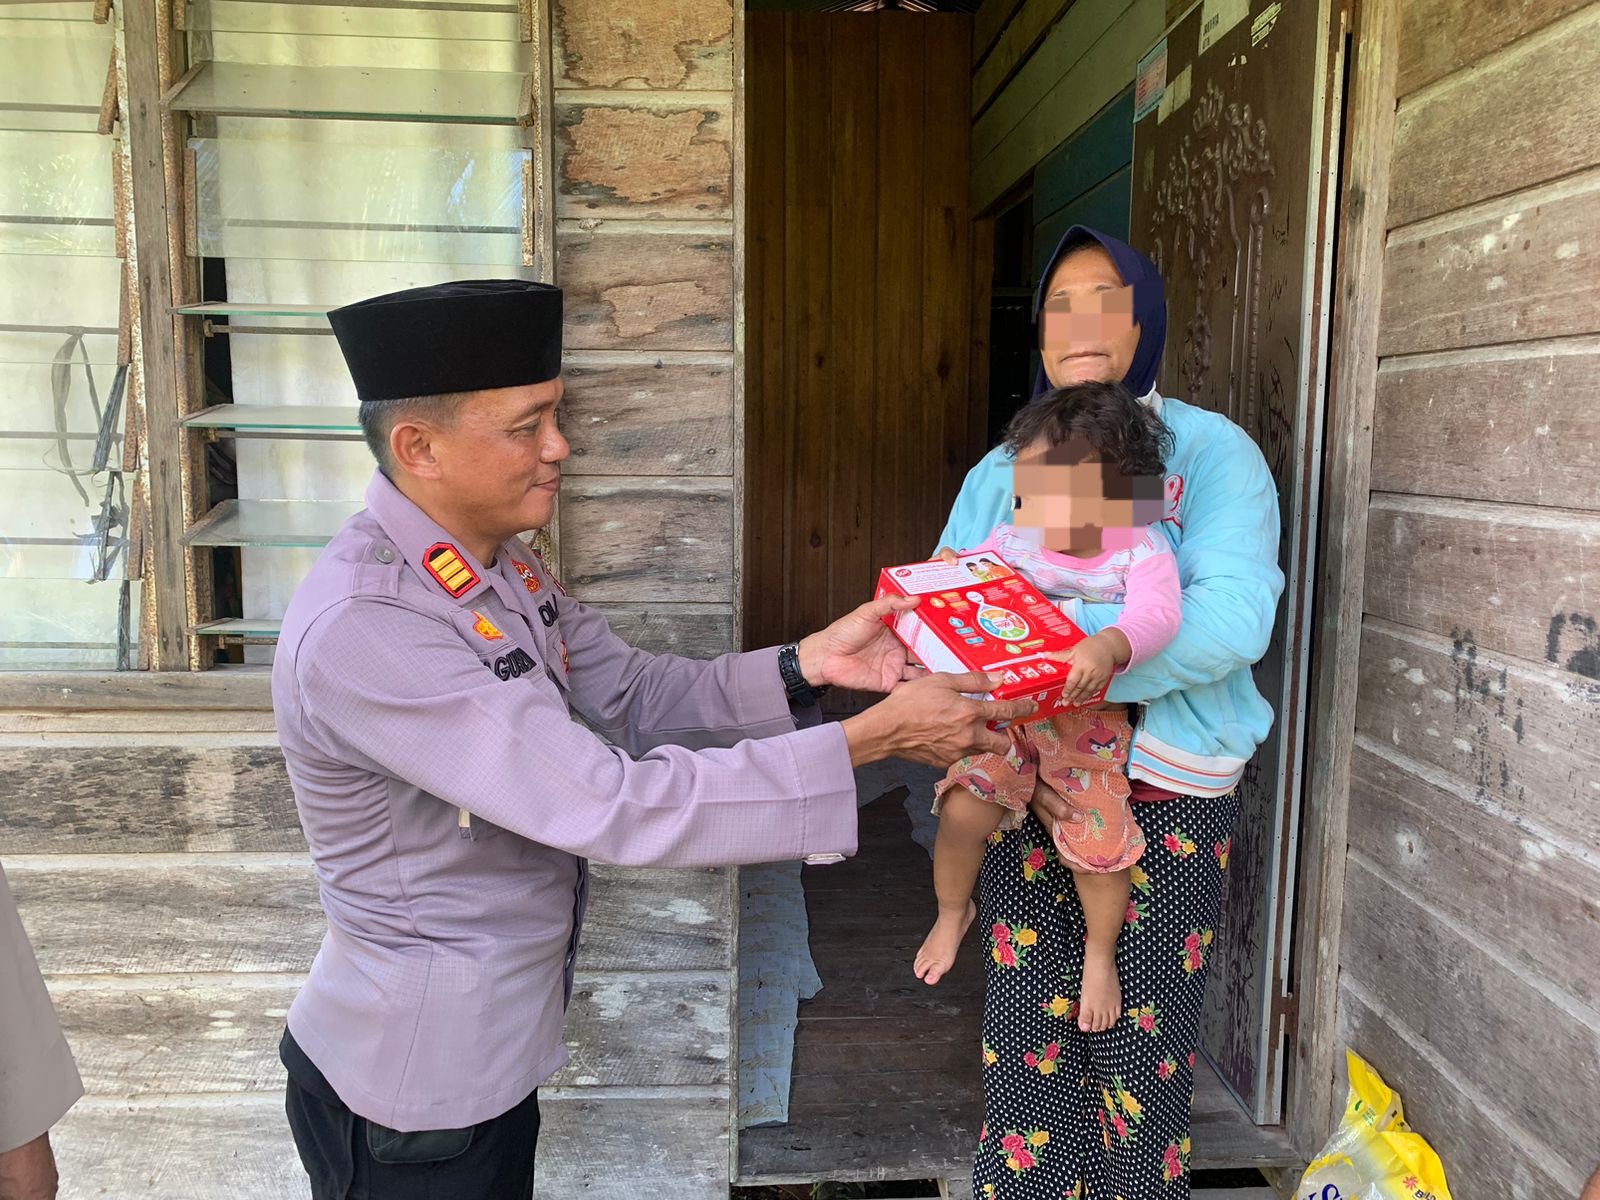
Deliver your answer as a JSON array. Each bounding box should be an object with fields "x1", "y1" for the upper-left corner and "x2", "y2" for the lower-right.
[
  {"x1": 272, "y1": 280, "x2": 1029, "y2": 1198},
  {"x1": 0, "y1": 865, "x2": 83, "y2": 1200}
]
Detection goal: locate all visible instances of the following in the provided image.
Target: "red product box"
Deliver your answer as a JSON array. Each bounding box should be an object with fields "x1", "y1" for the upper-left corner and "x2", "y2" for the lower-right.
[{"x1": 875, "y1": 552, "x2": 1108, "y2": 719}]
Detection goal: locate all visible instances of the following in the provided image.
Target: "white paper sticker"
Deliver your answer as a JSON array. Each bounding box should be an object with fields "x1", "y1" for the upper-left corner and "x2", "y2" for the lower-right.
[
  {"x1": 1157, "y1": 63, "x2": 1193, "y2": 124},
  {"x1": 1251, "y1": 1, "x2": 1283, "y2": 45},
  {"x1": 1199, "y1": 0, "x2": 1249, "y2": 54}
]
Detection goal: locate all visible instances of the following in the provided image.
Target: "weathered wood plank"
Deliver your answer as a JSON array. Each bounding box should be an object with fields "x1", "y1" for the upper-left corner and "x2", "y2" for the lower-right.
[
  {"x1": 1347, "y1": 737, "x2": 1600, "y2": 1012},
  {"x1": 1362, "y1": 493, "x2": 1600, "y2": 667},
  {"x1": 2, "y1": 746, "x2": 302, "y2": 854},
  {"x1": 588, "y1": 603, "x2": 733, "y2": 658},
  {"x1": 742, "y1": 10, "x2": 789, "y2": 651},
  {"x1": 1377, "y1": 171, "x2": 1600, "y2": 356},
  {"x1": 550, "y1": 0, "x2": 733, "y2": 91},
  {"x1": 52, "y1": 1095, "x2": 731, "y2": 1200},
  {"x1": 971, "y1": 0, "x2": 1074, "y2": 118},
  {"x1": 15, "y1": 863, "x2": 322, "y2": 977},
  {"x1": 1339, "y1": 856, "x2": 1599, "y2": 1173},
  {"x1": 1293, "y1": 0, "x2": 1400, "y2": 1152},
  {"x1": 561, "y1": 360, "x2": 733, "y2": 475},
  {"x1": 52, "y1": 972, "x2": 728, "y2": 1095},
  {"x1": 1353, "y1": 620, "x2": 1600, "y2": 853},
  {"x1": 123, "y1": 0, "x2": 192, "y2": 671},
  {"x1": 973, "y1": 0, "x2": 1027, "y2": 69},
  {"x1": 559, "y1": 476, "x2": 732, "y2": 602},
  {"x1": 13, "y1": 863, "x2": 730, "y2": 975},
  {"x1": 781, "y1": 14, "x2": 835, "y2": 644},
  {"x1": 1388, "y1": 5, "x2": 1600, "y2": 227},
  {"x1": 872, "y1": 17, "x2": 927, "y2": 588},
  {"x1": 558, "y1": 229, "x2": 733, "y2": 351},
  {"x1": 0, "y1": 668, "x2": 271, "y2": 711},
  {"x1": 924, "y1": 17, "x2": 977, "y2": 532},
  {"x1": 53, "y1": 1100, "x2": 303, "y2": 1200},
  {"x1": 1397, "y1": 0, "x2": 1591, "y2": 98},
  {"x1": 0, "y1": 711, "x2": 278, "y2": 735},
  {"x1": 825, "y1": 19, "x2": 878, "y2": 653},
  {"x1": 1371, "y1": 339, "x2": 1600, "y2": 510},
  {"x1": 554, "y1": 99, "x2": 732, "y2": 220},
  {"x1": 1338, "y1": 983, "x2": 1580, "y2": 1198}
]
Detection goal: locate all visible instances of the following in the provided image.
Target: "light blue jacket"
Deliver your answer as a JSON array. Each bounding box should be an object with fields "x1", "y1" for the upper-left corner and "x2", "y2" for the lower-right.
[{"x1": 937, "y1": 392, "x2": 1284, "y2": 796}]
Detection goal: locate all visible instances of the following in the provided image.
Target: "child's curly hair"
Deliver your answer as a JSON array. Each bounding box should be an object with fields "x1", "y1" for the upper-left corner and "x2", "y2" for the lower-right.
[{"x1": 1001, "y1": 380, "x2": 1172, "y2": 498}]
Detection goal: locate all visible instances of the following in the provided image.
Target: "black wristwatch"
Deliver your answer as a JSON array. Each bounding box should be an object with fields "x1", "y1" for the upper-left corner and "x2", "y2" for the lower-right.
[{"x1": 778, "y1": 642, "x2": 829, "y2": 708}]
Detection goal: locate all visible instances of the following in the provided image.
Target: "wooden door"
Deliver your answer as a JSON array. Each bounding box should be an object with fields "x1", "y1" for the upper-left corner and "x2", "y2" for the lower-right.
[
  {"x1": 1130, "y1": 0, "x2": 1342, "y2": 1121},
  {"x1": 742, "y1": 14, "x2": 987, "y2": 658}
]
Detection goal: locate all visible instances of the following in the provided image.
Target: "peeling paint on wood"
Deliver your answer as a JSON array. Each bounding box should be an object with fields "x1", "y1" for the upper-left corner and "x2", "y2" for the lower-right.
[
  {"x1": 551, "y1": 0, "x2": 732, "y2": 91},
  {"x1": 559, "y1": 230, "x2": 733, "y2": 351},
  {"x1": 586, "y1": 604, "x2": 733, "y2": 659},
  {"x1": 555, "y1": 102, "x2": 732, "y2": 220}
]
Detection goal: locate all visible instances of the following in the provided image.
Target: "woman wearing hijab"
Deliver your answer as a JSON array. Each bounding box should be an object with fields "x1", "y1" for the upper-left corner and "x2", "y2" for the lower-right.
[{"x1": 937, "y1": 227, "x2": 1284, "y2": 1199}]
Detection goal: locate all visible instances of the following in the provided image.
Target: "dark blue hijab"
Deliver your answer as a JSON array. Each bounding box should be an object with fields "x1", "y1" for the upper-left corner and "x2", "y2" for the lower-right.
[{"x1": 1030, "y1": 225, "x2": 1167, "y2": 399}]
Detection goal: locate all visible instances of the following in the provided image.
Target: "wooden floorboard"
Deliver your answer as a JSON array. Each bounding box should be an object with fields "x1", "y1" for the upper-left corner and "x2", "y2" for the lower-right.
[
  {"x1": 737, "y1": 791, "x2": 1299, "y2": 1185},
  {"x1": 53, "y1": 1094, "x2": 729, "y2": 1200}
]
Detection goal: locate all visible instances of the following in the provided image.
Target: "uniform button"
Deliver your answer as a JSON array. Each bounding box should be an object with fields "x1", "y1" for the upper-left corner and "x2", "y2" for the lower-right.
[{"x1": 374, "y1": 546, "x2": 395, "y2": 564}]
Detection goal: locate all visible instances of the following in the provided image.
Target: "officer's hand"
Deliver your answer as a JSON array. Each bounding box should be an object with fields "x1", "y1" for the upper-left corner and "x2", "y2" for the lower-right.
[
  {"x1": 796, "y1": 594, "x2": 921, "y2": 695},
  {"x1": 841, "y1": 671, "x2": 1036, "y2": 768}
]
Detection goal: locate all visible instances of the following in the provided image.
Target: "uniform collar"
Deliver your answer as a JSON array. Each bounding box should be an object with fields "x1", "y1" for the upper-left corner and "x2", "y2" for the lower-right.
[{"x1": 364, "y1": 470, "x2": 493, "y2": 606}]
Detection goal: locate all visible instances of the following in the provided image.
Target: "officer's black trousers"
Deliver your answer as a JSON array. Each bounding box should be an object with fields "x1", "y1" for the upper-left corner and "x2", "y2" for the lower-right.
[{"x1": 280, "y1": 1029, "x2": 540, "y2": 1200}]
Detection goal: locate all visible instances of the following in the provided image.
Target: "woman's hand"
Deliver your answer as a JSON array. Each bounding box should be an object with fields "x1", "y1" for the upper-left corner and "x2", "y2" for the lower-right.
[{"x1": 935, "y1": 546, "x2": 959, "y2": 565}]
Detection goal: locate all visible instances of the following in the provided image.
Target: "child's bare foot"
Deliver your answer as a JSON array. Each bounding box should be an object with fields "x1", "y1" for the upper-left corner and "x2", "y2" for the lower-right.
[
  {"x1": 914, "y1": 900, "x2": 976, "y2": 985},
  {"x1": 1078, "y1": 947, "x2": 1122, "y2": 1032}
]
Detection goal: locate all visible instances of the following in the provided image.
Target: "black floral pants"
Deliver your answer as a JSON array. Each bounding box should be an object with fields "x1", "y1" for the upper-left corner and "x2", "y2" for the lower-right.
[{"x1": 972, "y1": 793, "x2": 1240, "y2": 1200}]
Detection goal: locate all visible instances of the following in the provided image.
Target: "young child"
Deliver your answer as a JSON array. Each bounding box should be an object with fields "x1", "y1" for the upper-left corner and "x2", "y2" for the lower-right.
[{"x1": 913, "y1": 380, "x2": 1181, "y2": 1034}]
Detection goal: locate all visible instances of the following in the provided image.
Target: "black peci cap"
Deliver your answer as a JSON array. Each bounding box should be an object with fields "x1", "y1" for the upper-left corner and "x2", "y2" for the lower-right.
[{"x1": 328, "y1": 279, "x2": 563, "y2": 401}]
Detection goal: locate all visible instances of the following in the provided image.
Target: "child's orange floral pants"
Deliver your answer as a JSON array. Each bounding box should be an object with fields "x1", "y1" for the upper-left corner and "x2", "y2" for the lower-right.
[{"x1": 934, "y1": 707, "x2": 1146, "y2": 873}]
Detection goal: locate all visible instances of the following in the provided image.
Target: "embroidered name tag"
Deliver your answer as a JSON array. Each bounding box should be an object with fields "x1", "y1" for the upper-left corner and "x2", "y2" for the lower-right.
[{"x1": 490, "y1": 648, "x2": 537, "y2": 681}]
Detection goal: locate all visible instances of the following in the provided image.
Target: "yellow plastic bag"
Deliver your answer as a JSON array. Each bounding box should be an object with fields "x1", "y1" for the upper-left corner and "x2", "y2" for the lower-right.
[{"x1": 1298, "y1": 1050, "x2": 1453, "y2": 1200}]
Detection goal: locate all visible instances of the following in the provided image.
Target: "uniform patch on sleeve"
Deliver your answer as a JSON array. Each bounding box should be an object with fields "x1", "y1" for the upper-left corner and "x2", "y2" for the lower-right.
[{"x1": 425, "y1": 543, "x2": 479, "y2": 597}]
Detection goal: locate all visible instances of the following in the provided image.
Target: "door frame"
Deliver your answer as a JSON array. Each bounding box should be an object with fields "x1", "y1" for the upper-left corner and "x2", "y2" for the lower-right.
[{"x1": 1286, "y1": 0, "x2": 1398, "y2": 1157}]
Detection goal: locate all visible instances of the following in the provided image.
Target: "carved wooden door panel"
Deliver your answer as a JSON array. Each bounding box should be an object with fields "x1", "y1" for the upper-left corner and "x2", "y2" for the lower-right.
[{"x1": 1131, "y1": 0, "x2": 1341, "y2": 1122}]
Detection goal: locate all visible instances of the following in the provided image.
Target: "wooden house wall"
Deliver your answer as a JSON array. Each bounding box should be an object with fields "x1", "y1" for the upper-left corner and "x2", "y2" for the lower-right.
[
  {"x1": 1330, "y1": 1, "x2": 1600, "y2": 1193},
  {"x1": 742, "y1": 13, "x2": 985, "y2": 654},
  {"x1": 551, "y1": 0, "x2": 741, "y2": 665},
  {"x1": 4, "y1": 2, "x2": 746, "y2": 1196}
]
